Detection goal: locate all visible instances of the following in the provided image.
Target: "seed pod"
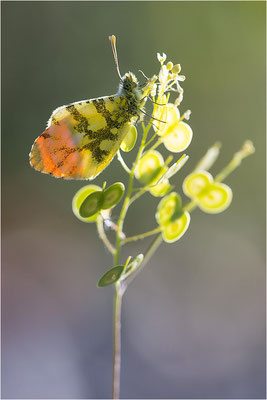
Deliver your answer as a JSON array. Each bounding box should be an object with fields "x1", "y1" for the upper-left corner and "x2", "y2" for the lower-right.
[
  {"x1": 102, "y1": 182, "x2": 125, "y2": 210},
  {"x1": 79, "y1": 191, "x2": 104, "y2": 218},
  {"x1": 72, "y1": 185, "x2": 102, "y2": 223}
]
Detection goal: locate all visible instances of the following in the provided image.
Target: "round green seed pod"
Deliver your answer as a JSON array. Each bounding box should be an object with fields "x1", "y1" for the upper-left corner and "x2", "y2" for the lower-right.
[
  {"x1": 163, "y1": 121, "x2": 193, "y2": 153},
  {"x1": 79, "y1": 190, "x2": 104, "y2": 218},
  {"x1": 149, "y1": 180, "x2": 172, "y2": 197},
  {"x1": 120, "y1": 125, "x2": 137, "y2": 152},
  {"x1": 156, "y1": 192, "x2": 182, "y2": 226},
  {"x1": 197, "y1": 183, "x2": 233, "y2": 214},
  {"x1": 153, "y1": 95, "x2": 168, "y2": 134},
  {"x1": 157, "y1": 103, "x2": 180, "y2": 137},
  {"x1": 72, "y1": 185, "x2": 102, "y2": 223},
  {"x1": 183, "y1": 171, "x2": 213, "y2": 198},
  {"x1": 136, "y1": 150, "x2": 164, "y2": 185},
  {"x1": 162, "y1": 212, "x2": 190, "y2": 243},
  {"x1": 102, "y1": 182, "x2": 125, "y2": 210},
  {"x1": 149, "y1": 165, "x2": 171, "y2": 197}
]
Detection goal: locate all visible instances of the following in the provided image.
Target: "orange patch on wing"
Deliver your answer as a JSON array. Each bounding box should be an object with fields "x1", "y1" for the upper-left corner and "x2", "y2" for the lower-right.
[{"x1": 30, "y1": 124, "x2": 82, "y2": 178}]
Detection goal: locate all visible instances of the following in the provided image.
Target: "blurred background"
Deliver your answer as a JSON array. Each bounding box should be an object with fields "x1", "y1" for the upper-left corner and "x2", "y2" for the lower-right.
[{"x1": 2, "y1": 2, "x2": 265, "y2": 399}]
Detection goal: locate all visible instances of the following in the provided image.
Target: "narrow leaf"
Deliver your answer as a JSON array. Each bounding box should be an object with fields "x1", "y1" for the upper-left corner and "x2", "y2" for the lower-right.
[
  {"x1": 157, "y1": 154, "x2": 189, "y2": 184},
  {"x1": 124, "y1": 254, "x2": 144, "y2": 276},
  {"x1": 97, "y1": 265, "x2": 124, "y2": 287}
]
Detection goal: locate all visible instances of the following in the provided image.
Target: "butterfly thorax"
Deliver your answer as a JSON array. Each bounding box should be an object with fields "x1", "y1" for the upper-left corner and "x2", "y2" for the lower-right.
[{"x1": 118, "y1": 72, "x2": 143, "y2": 119}]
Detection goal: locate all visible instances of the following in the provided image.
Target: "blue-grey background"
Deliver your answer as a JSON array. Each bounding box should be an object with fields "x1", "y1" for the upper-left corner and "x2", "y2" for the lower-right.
[{"x1": 2, "y1": 1, "x2": 265, "y2": 399}]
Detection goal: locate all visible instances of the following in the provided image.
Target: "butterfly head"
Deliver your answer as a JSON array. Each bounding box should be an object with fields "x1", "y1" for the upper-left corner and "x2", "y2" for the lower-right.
[
  {"x1": 122, "y1": 72, "x2": 138, "y2": 91},
  {"x1": 119, "y1": 72, "x2": 142, "y2": 101}
]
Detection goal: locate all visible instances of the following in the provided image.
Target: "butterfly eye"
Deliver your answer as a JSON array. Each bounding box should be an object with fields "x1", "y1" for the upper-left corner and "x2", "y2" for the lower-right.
[{"x1": 124, "y1": 81, "x2": 131, "y2": 90}]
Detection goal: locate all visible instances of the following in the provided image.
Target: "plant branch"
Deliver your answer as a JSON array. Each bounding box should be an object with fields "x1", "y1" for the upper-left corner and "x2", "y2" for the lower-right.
[
  {"x1": 117, "y1": 150, "x2": 131, "y2": 174},
  {"x1": 144, "y1": 130, "x2": 159, "y2": 147},
  {"x1": 215, "y1": 140, "x2": 255, "y2": 183},
  {"x1": 129, "y1": 187, "x2": 148, "y2": 205},
  {"x1": 114, "y1": 124, "x2": 150, "y2": 265},
  {"x1": 96, "y1": 215, "x2": 116, "y2": 255},
  {"x1": 122, "y1": 233, "x2": 163, "y2": 289},
  {"x1": 112, "y1": 285, "x2": 123, "y2": 400},
  {"x1": 145, "y1": 137, "x2": 162, "y2": 153},
  {"x1": 122, "y1": 226, "x2": 162, "y2": 244},
  {"x1": 111, "y1": 123, "x2": 152, "y2": 399},
  {"x1": 183, "y1": 199, "x2": 198, "y2": 213}
]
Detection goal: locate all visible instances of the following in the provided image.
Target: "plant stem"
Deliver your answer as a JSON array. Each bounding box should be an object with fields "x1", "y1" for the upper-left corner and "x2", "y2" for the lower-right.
[
  {"x1": 117, "y1": 150, "x2": 131, "y2": 174},
  {"x1": 111, "y1": 123, "x2": 151, "y2": 399},
  {"x1": 114, "y1": 124, "x2": 150, "y2": 265},
  {"x1": 183, "y1": 199, "x2": 198, "y2": 213},
  {"x1": 96, "y1": 215, "x2": 116, "y2": 255},
  {"x1": 215, "y1": 141, "x2": 255, "y2": 183},
  {"x1": 112, "y1": 285, "x2": 123, "y2": 400},
  {"x1": 146, "y1": 137, "x2": 162, "y2": 153},
  {"x1": 129, "y1": 187, "x2": 148, "y2": 205},
  {"x1": 122, "y1": 226, "x2": 162, "y2": 244},
  {"x1": 122, "y1": 233, "x2": 163, "y2": 289}
]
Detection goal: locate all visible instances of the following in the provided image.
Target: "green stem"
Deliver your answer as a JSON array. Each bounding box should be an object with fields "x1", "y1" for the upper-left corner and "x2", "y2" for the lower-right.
[
  {"x1": 193, "y1": 142, "x2": 221, "y2": 173},
  {"x1": 111, "y1": 123, "x2": 151, "y2": 399},
  {"x1": 146, "y1": 137, "x2": 162, "y2": 153},
  {"x1": 183, "y1": 199, "x2": 198, "y2": 213},
  {"x1": 128, "y1": 188, "x2": 148, "y2": 205},
  {"x1": 112, "y1": 285, "x2": 123, "y2": 400},
  {"x1": 117, "y1": 150, "x2": 131, "y2": 174},
  {"x1": 122, "y1": 226, "x2": 162, "y2": 244},
  {"x1": 122, "y1": 233, "x2": 163, "y2": 289},
  {"x1": 144, "y1": 130, "x2": 159, "y2": 148},
  {"x1": 114, "y1": 124, "x2": 150, "y2": 265},
  {"x1": 96, "y1": 215, "x2": 116, "y2": 255},
  {"x1": 215, "y1": 141, "x2": 255, "y2": 183}
]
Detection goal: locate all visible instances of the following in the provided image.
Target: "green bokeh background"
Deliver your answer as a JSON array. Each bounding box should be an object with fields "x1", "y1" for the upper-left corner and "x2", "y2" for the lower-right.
[{"x1": 2, "y1": 1, "x2": 265, "y2": 399}]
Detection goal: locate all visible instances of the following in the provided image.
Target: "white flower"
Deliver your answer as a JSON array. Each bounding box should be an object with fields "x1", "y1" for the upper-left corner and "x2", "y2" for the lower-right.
[{"x1": 157, "y1": 52, "x2": 167, "y2": 64}]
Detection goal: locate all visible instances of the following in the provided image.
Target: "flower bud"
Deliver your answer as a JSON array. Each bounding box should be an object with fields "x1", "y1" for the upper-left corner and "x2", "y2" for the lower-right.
[
  {"x1": 172, "y1": 64, "x2": 181, "y2": 74},
  {"x1": 157, "y1": 52, "x2": 167, "y2": 64},
  {"x1": 242, "y1": 140, "x2": 255, "y2": 156},
  {"x1": 183, "y1": 110, "x2": 192, "y2": 120},
  {"x1": 166, "y1": 61, "x2": 173, "y2": 71}
]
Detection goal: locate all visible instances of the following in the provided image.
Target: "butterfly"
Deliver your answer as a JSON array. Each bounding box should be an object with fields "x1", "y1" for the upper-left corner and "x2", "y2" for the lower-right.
[{"x1": 29, "y1": 36, "x2": 147, "y2": 180}]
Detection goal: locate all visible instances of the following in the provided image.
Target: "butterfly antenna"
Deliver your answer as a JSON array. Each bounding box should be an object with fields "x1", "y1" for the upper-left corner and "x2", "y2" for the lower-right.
[
  {"x1": 138, "y1": 69, "x2": 149, "y2": 80},
  {"x1": 109, "y1": 35, "x2": 123, "y2": 82}
]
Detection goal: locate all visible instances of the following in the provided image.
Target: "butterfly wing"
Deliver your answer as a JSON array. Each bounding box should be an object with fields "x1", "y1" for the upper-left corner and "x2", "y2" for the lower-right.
[{"x1": 29, "y1": 95, "x2": 133, "y2": 180}]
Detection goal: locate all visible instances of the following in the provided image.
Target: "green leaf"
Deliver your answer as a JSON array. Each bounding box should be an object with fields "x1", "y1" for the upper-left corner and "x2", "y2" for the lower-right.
[
  {"x1": 157, "y1": 154, "x2": 189, "y2": 183},
  {"x1": 79, "y1": 191, "x2": 103, "y2": 218},
  {"x1": 124, "y1": 254, "x2": 144, "y2": 275},
  {"x1": 97, "y1": 265, "x2": 125, "y2": 287},
  {"x1": 102, "y1": 182, "x2": 125, "y2": 210}
]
